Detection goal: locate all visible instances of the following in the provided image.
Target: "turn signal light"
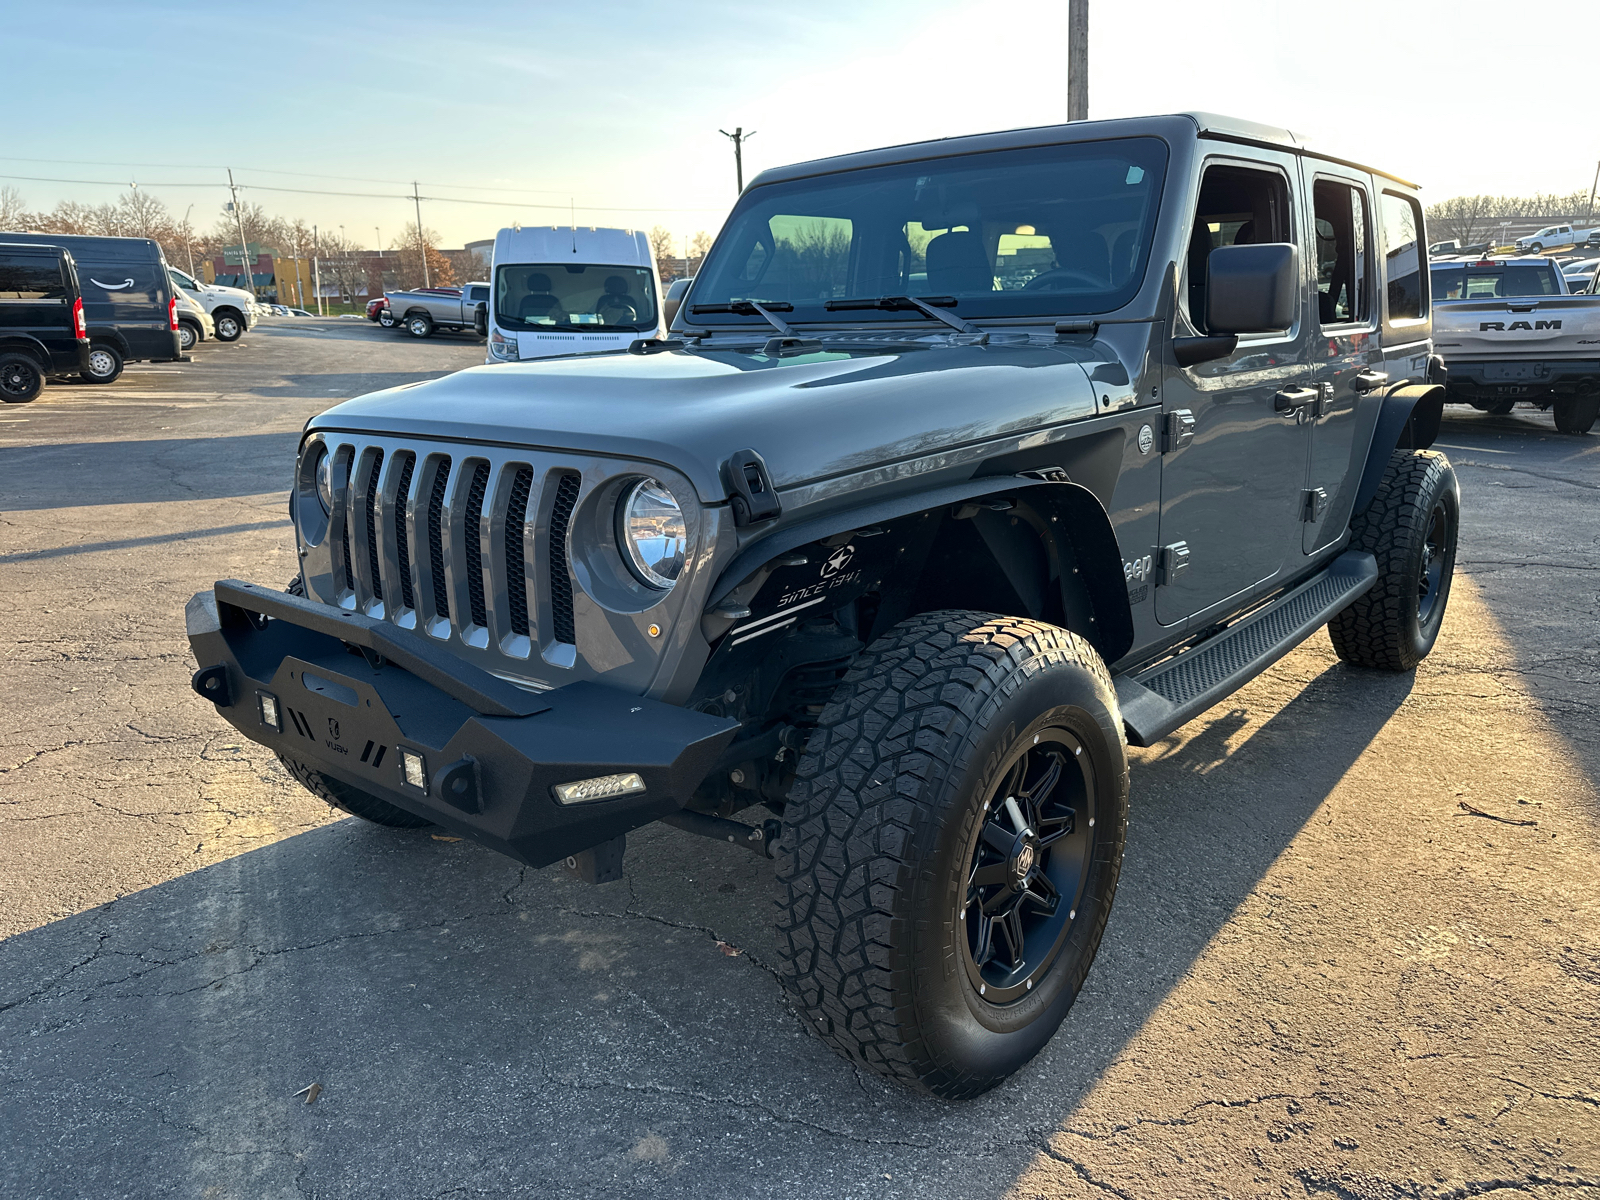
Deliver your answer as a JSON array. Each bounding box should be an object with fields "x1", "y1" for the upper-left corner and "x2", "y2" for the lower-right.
[{"x1": 552, "y1": 773, "x2": 646, "y2": 805}]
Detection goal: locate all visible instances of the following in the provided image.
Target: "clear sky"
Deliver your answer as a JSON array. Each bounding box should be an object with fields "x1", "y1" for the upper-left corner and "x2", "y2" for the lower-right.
[{"x1": 3, "y1": 0, "x2": 1592, "y2": 251}]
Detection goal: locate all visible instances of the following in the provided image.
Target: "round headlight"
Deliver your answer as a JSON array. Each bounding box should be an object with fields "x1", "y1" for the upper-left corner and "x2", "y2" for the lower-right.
[
  {"x1": 314, "y1": 446, "x2": 334, "y2": 514},
  {"x1": 618, "y1": 478, "x2": 687, "y2": 590}
]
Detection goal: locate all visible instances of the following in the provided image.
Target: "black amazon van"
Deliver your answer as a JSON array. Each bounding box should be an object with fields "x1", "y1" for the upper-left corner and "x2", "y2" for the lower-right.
[
  {"x1": 0, "y1": 231, "x2": 181, "y2": 384},
  {"x1": 0, "y1": 242, "x2": 91, "y2": 403}
]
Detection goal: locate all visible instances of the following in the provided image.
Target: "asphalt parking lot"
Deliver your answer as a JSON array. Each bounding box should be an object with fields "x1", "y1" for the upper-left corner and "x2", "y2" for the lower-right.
[{"x1": 1, "y1": 318, "x2": 1597, "y2": 1199}]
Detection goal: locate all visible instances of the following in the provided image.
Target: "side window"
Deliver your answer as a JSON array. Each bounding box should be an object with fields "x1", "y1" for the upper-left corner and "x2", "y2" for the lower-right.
[
  {"x1": 1380, "y1": 191, "x2": 1427, "y2": 322},
  {"x1": 1312, "y1": 180, "x2": 1370, "y2": 325},
  {"x1": 0, "y1": 256, "x2": 66, "y2": 300},
  {"x1": 1186, "y1": 164, "x2": 1292, "y2": 333}
]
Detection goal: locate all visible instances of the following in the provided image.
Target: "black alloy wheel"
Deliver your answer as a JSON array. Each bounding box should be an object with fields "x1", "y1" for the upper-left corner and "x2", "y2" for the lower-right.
[
  {"x1": 961, "y1": 728, "x2": 1095, "y2": 1004},
  {"x1": 1416, "y1": 500, "x2": 1451, "y2": 629},
  {"x1": 0, "y1": 352, "x2": 43, "y2": 403}
]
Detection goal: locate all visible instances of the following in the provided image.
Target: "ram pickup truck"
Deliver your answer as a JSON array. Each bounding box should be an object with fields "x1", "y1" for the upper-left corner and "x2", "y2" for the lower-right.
[
  {"x1": 187, "y1": 111, "x2": 1458, "y2": 1098},
  {"x1": 1514, "y1": 223, "x2": 1600, "y2": 253},
  {"x1": 382, "y1": 282, "x2": 489, "y2": 338},
  {"x1": 1430, "y1": 257, "x2": 1600, "y2": 432}
]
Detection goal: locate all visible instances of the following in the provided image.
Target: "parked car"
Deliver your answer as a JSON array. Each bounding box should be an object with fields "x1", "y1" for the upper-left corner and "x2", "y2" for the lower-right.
[
  {"x1": 1514, "y1": 223, "x2": 1600, "y2": 253},
  {"x1": 167, "y1": 266, "x2": 258, "y2": 343},
  {"x1": 188, "y1": 112, "x2": 1459, "y2": 1098},
  {"x1": 381, "y1": 282, "x2": 489, "y2": 338},
  {"x1": 1431, "y1": 257, "x2": 1600, "y2": 432},
  {"x1": 1562, "y1": 257, "x2": 1600, "y2": 292},
  {"x1": 1430, "y1": 239, "x2": 1491, "y2": 257},
  {"x1": 287, "y1": 308, "x2": 313, "y2": 317},
  {"x1": 487, "y1": 226, "x2": 662, "y2": 361},
  {"x1": 173, "y1": 287, "x2": 213, "y2": 352},
  {"x1": 0, "y1": 232, "x2": 181, "y2": 382},
  {"x1": 366, "y1": 296, "x2": 388, "y2": 322},
  {"x1": 0, "y1": 241, "x2": 90, "y2": 402}
]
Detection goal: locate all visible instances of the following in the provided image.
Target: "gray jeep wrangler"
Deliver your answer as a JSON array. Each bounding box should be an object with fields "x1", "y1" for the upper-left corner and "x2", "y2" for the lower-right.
[{"x1": 187, "y1": 113, "x2": 1457, "y2": 1098}]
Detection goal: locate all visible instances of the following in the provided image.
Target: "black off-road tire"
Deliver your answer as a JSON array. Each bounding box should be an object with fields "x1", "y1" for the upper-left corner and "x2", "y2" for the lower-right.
[
  {"x1": 277, "y1": 573, "x2": 431, "y2": 829},
  {"x1": 1553, "y1": 396, "x2": 1599, "y2": 435},
  {"x1": 775, "y1": 611, "x2": 1129, "y2": 1099},
  {"x1": 0, "y1": 352, "x2": 44, "y2": 403},
  {"x1": 1328, "y1": 449, "x2": 1459, "y2": 672}
]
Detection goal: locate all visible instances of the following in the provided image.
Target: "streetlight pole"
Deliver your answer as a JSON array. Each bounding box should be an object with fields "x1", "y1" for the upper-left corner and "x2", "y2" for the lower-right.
[
  {"x1": 313, "y1": 224, "x2": 324, "y2": 317},
  {"x1": 1067, "y1": 0, "x2": 1088, "y2": 121},
  {"x1": 719, "y1": 127, "x2": 756, "y2": 193},
  {"x1": 1588, "y1": 160, "x2": 1600, "y2": 222},
  {"x1": 181, "y1": 203, "x2": 195, "y2": 276}
]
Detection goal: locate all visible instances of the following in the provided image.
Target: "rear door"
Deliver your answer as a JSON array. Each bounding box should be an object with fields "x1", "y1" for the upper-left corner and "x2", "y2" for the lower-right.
[
  {"x1": 1304, "y1": 166, "x2": 1384, "y2": 554},
  {"x1": 79, "y1": 240, "x2": 173, "y2": 359},
  {"x1": 1156, "y1": 150, "x2": 1317, "y2": 626}
]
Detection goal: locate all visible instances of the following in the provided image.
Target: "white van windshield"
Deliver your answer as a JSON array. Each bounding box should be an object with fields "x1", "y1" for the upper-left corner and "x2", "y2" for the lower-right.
[{"x1": 494, "y1": 264, "x2": 658, "y2": 332}]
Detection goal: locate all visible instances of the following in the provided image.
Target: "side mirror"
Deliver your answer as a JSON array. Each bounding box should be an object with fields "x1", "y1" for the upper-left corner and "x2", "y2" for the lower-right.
[
  {"x1": 1205, "y1": 242, "x2": 1299, "y2": 335},
  {"x1": 473, "y1": 302, "x2": 487, "y2": 336}
]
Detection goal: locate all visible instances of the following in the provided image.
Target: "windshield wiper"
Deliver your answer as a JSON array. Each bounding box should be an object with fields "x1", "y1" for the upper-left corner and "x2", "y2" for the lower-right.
[
  {"x1": 823, "y1": 295, "x2": 984, "y2": 338},
  {"x1": 689, "y1": 300, "x2": 796, "y2": 337}
]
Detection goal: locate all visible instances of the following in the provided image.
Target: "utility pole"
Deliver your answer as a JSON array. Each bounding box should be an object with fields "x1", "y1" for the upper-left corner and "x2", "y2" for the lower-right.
[
  {"x1": 1588, "y1": 160, "x2": 1600, "y2": 222},
  {"x1": 412, "y1": 182, "x2": 429, "y2": 287},
  {"x1": 227, "y1": 168, "x2": 254, "y2": 297},
  {"x1": 1067, "y1": 0, "x2": 1088, "y2": 121},
  {"x1": 719, "y1": 127, "x2": 756, "y2": 193}
]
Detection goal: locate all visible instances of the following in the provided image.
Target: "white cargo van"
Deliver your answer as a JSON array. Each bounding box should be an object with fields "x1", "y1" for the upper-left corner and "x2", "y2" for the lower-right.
[{"x1": 486, "y1": 226, "x2": 662, "y2": 362}]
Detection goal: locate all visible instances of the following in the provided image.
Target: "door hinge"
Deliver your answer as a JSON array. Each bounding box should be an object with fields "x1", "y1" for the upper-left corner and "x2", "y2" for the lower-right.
[
  {"x1": 1301, "y1": 487, "x2": 1329, "y2": 523},
  {"x1": 1163, "y1": 409, "x2": 1196, "y2": 452},
  {"x1": 1159, "y1": 541, "x2": 1191, "y2": 584},
  {"x1": 1314, "y1": 382, "x2": 1334, "y2": 418}
]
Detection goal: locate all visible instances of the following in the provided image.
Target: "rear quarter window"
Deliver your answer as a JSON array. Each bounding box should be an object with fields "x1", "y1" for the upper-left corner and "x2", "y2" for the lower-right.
[
  {"x1": 0, "y1": 255, "x2": 67, "y2": 300},
  {"x1": 1380, "y1": 191, "x2": 1427, "y2": 323}
]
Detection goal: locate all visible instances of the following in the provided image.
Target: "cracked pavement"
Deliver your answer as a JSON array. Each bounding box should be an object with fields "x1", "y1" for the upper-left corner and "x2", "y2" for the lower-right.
[{"x1": 1, "y1": 322, "x2": 1597, "y2": 1198}]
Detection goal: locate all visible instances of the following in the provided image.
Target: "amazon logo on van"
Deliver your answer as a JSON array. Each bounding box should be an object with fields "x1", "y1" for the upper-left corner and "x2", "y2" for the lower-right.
[{"x1": 1479, "y1": 320, "x2": 1561, "y2": 331}]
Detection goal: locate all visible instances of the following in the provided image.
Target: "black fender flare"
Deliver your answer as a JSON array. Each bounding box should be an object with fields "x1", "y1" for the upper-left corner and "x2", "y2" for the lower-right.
[
  {"x1": 1352, "y1": 383, "x2": 1445, "y2": 516},
  {"x1": 0, "y1": 333, "x2": 53, "y2": 367},
  {"x1": 706, "y1": 475, "x2": 1134, "y2": 663}
]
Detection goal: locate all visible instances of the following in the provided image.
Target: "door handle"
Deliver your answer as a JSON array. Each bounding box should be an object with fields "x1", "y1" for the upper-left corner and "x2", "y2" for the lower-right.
[
  {"x1": 1351, "y1": 370, "x2": 1389, "y2": 394},
  {"x1": 1274, "y1": 386, "x2": 1318, "y2": 414}
]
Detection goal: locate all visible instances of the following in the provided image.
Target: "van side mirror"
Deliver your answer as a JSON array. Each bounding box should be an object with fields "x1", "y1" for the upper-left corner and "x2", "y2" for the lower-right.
[{"x1": 1205, "y1": 242, "x2": 1298, "y2": 335}]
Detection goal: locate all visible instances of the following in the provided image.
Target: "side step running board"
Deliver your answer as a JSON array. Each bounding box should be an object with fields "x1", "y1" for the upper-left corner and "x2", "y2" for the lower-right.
[{"x1": 1114, "y1": 550, "x2": 1378, "y2": 747}]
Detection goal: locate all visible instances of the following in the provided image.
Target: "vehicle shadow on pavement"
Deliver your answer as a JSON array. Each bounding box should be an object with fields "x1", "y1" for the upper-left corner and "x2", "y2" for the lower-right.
[
  {"x1": 0, "y1": 659, "x2": 1410, "y2": 1199},
  {"x1": 0, "y1": 433, "x2": 298, "y2": 511}
]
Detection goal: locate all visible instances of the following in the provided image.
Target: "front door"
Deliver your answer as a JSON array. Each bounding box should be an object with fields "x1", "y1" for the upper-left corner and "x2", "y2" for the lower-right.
[
  {"x1": 1156, "y1": 153, "x2": 1315, "y2": 626},
  {"x1": 1304, "y1": 168, "x2": 1384, "y2": 553}
]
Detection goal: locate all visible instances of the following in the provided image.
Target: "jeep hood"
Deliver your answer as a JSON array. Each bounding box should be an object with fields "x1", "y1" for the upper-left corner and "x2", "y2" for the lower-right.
[{"x1": 309, "y1": 342, "x2": 1107, "y2": 503}]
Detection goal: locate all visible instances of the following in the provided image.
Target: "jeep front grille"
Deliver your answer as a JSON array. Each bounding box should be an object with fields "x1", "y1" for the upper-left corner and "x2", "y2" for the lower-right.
[{"x1": 316, "y1": 436, "x2": 588, "y2": 668}]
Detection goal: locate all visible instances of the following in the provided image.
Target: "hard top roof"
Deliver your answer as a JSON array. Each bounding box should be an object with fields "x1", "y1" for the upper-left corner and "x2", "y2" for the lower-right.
[{"x1": 748, "y1": 112, "x2": 1419, "y2": 192}]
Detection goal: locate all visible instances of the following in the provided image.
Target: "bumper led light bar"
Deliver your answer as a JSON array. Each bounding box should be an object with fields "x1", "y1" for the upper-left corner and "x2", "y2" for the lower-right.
[{"x1": 552, "y1": 772, "x2": 646, "y2": 805}]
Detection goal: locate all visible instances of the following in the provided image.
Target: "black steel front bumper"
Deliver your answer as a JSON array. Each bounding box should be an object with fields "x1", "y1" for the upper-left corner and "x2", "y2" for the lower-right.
[{"x1": 185, "y1": 580, "x2": 738, "y2": 867}]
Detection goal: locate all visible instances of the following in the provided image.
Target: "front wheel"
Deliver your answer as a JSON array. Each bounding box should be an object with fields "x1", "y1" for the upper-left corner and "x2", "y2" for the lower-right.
[
  {"x1": 81, "y1": 342, "x2": 124, "y2": 384},
  {"x1": 1329, "y1": 449, "x2": 1459, "y2": 671},
  {"x1": 775, "y1": 612, "x2": 1129, "y2": 1098},
  {"x1": 1553, "y1": 396, "x2": 1598, "y2": 435},
  {"x1": 213, "y1": 311, "x2": 243, "y2": 341},
  {"x1": 407, "y1": 314, "x2": 433, "y2": 338},
  {"x1": 0, "y1": 352, "x2": 44, "y2": 403}
]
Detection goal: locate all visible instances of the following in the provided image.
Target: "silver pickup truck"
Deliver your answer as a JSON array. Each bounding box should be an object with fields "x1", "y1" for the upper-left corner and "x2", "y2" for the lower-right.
[
  {"x1": 1430, "y1": 257, "x2": 1600, "y2": 433},
  {"x1": 381, "y1": 283, "x2": 489, "y2": 339}
]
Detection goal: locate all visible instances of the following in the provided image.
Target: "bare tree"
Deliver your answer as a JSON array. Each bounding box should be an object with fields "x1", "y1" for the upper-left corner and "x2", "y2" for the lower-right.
[
  {"x1": 1427, "y1": 194, "x2": 1496, "y2": 246},
  {"x1": 0, "y1": 186, "x2": 28, "y2": 230},
  {"x1": 391, "y1": 222, "x2": 454, "y2": 289},
  {"x1": 318, "y1": 229, "x2": 366, "y2": 308},
  {"x1": 648, "y1": 225, "x2": 677, "y2": 280}
]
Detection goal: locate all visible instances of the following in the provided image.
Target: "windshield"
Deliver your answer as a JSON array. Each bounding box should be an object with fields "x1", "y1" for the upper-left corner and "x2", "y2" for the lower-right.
[
  {"x1": 1431, "y1": 264, "x2": 1562, "y2": 300},
  {"x1": 494, "y1": 263, "x2": 657, "y2": 332},
  {"x1": 687, "y1": 138, "x2": 1168, "y2": 326}
]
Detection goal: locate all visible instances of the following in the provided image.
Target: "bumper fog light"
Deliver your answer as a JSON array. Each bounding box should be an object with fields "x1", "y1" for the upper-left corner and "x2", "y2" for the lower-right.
[
  {"x1": 553, "y1": 772, "x2": 646, "y2": 805},
  {"x1": 258, "y1": 691, "x2": 281, "y2": 731},
  {"x1": 401, "y1": 749, "x2": 427, "y2": 792}
]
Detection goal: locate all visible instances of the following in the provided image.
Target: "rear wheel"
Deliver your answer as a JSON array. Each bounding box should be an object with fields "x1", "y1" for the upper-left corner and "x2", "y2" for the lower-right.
[
  {"x1": 0, "y1": 352, "x2": 44, "y2": 403},
  {"x1": 80, "y1": 342, "x2": 123, "y2": 384},
  {"x1": 407, "y1": 313, "x2": 433, "y2": 338},
  {"x1": 775, "y1": 611, "x2": 1129, "y2": 1098},
  {"x1": 177, "y1": 321, "x2": 199, "y2": 352},
  {"x1": 1553, "y1": 396, "x2": 1598, "y2": 435},
  {"x1": 1329, "y1": 450, "x2": 1459, "y2": 671}
]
